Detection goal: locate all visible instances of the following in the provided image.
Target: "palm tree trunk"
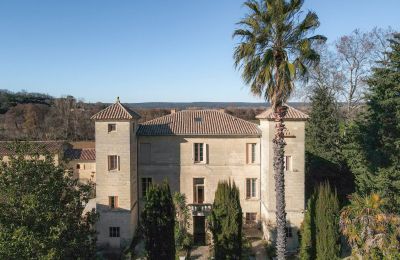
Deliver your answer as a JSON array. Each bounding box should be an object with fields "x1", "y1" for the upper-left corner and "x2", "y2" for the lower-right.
[{"x1": 274, "y1": 105, "x2": 288, "y2": 259}]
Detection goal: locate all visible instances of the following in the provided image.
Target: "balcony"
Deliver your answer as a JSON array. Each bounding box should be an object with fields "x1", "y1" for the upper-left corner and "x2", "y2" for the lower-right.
[{"x1": 187, "y1": 203, "x2": 212, "y2": 216}]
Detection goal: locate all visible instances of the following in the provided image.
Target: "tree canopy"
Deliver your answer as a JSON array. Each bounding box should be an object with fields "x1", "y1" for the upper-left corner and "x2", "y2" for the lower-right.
[{"x1": 0, "y1": 142, "x2": 97, "y2": 259}]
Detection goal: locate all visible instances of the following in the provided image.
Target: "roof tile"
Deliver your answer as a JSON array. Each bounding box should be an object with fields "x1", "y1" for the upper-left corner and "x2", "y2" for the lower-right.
[
  {"x1": 91, "y1": 100, "x2": 141, "y2": 120},
  {"x1": 256, "y1": 105, "x2": 309, "y2": 120},
  {"x1": 64, "y1": 148, "x2": 96, "y2": 161},
  {"x1": 137, "y1": 110, "x2": 261, "y2": 136}
]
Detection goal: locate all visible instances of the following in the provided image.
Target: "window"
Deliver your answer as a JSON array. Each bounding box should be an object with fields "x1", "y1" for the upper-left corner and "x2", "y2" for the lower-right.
[
  {"x1": 76, "y1": 163, "x2": 81, "y2": 169},
  {"x1": 285, "y1": 156, "x2": 292, "y2": 171},
  {"x1": 139, "y1": 143, "x2": 151, "y2": 164},
  {"x1": 246, "y1": 143, "x2": 256, "y2": 164},
  {"x1": 108, "y1": 155, "x2": 120, "y2": 171},
  {"x1": 286, "y1": 227, "x2": 293, "y2": 238},
  {"x1": 109, "y1": 196, "x2": 118, "y2": 209},
  {"x1": 245, "y1": 213, "x2": 257, "y2": 225},
  {"x1": 246, "y1": 178, "x2": 257, "y2": 199},
  {"x1": 194, "y1": 143, "x2": 205, "y2": 163},
  {"x1": 141, "y1": 178, "x2": 152, "y2": 197},
  {"x1": 193, "y1": 178, "x2": 204, "y2": 204},
  {"x1": 108, "y1": 124, "x2": 116, "y2": 132},
  {"x1": 109, "y1": 227, "x2": 120, "y2": 237}
]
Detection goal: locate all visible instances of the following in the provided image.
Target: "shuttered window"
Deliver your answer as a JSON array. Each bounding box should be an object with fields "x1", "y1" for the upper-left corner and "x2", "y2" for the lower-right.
[
  {"x1": 246, "y1": 178, "x2": 257, "y2": 199},
  {"x1": 108, "y1": 155, "x2": 120, "y2": 171}
]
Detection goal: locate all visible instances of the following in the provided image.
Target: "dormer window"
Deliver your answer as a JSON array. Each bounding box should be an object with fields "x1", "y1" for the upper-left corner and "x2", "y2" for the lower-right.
[
  {"x1": 194, "y1": 117, "x2": 202, "y2": 122},
  {"x1": 108, "y1": 124, "x2": 116, "y2": 133}
]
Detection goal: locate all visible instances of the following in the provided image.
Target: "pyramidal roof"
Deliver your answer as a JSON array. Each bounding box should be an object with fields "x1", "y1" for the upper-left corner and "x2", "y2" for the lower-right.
[
  {"x1": 256, "y1": 105, "x2": 309, "y2": 121},
  {"x1": 91, "y1": 98, "x2": 141, "y2": 120},
  {"x1": 137, "y1": 109, "x2": 261, "y2": 136}
]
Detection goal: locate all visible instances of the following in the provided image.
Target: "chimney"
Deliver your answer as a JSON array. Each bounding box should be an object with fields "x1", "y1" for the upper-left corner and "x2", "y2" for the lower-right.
[
  {"x1": 218, "y1": 108, "x2": 225, "y2": 113},
  {"x1": 170, "y1": 109, "x2": 177, "y2": 114}
]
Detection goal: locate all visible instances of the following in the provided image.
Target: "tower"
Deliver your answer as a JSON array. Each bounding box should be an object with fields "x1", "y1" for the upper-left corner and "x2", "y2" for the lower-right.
[
  {"x1": 91, "y1": 98, "x2": 141, "y2": 250},
  {"x1": 257, "y1": 106, "x2": 308, "y2": 251}
]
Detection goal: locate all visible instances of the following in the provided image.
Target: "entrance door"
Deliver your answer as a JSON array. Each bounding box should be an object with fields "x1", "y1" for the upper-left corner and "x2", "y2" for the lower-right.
[{"x1": 193, "y1": 216, "x2": 206, "y2": 245}]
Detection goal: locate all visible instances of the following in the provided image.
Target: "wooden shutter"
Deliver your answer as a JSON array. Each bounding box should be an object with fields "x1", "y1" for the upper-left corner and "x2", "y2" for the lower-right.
[{"x1": 118, "y1": 156, "x2": 120, "y2": 171}]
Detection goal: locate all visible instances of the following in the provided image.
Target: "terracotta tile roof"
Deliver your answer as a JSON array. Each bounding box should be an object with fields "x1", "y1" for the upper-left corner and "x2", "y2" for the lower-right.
[
  {"x1": 91, "y1": 99, "x2": 141, "y2": 120},
  {"x1": 0, "y1": 141, "x2": 67, "y2": 157},
  {"x1": 64, "y1": 148, "x2": 96, "y2": 161},
  {"x1": 256, "y1": 105, "x2": 309, "y2": 121},
  {"x1": 137, "y1": 110, "x2": 261, "y2": 136}
]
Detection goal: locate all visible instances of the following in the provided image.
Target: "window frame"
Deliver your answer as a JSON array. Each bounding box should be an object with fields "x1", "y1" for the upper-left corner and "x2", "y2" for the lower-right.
[
  {"x1": 108, "y1": 155, "x2": 120, "y2": 171},
  {"x1": 109, "y1": 227, "x2": 120, "y2": 238},
  {"x1": 139, "y1": 143, "x2": 151, "y2": 164},
  {"x1": 193, "y1": 178, "x2": 205, "y2": 204},
  {"x1": 108, "y1": 123, "x2": 117, "y2": 133},
  {"x1": 285, "y1": 155, "x2": 292, "y2": 171},
  {"x1": 141, "y1": 177, "x2": 152, "y2": 198},
  {"x1": 108, "y1": 196, "x2": 118, "y2": 209},
  {"x1": 246, "y1": 178, "x2": 257, "y2": 199},
  {"x1": 245, "y1": 212, "x2": 257, "y2": 225},
  {"x1": 246, "y1": 143, "x2": 257, "y2": 164},
  {"x1": 193, "y1": 143, "x2": 206, "y2": 164},
  {"x1": 286, "y1": 226, "x2": 293, "y2": 238}
]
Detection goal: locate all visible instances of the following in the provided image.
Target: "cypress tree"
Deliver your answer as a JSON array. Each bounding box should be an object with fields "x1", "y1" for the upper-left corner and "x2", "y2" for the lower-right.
[
  {"x1": 299, "y1": 194, "x2": 316, "y2": 260},
  {"x1": 209, "y1": 180, "x2": 242, "y2": 259},
  {"x1": 306, "y1": 86, "x2": 341, "y2": 165},
  {"x1": 141, "y1": 181, "x2": 175, "y2": 260},
  {"x1": 315, "y1": 182, "x2": 340, "y2": 260},
  {"x1": 305, "y1": 85, "x2": 355, "y2": 202},
  {"x1": 344, "y1": 33, "x2": 400, "y2": 213}
]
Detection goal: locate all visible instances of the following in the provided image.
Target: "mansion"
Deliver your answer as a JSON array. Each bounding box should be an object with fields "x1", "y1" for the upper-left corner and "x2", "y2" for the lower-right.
[{"x1": 0, "y1": 99, "x2": 308, "y2": 253}]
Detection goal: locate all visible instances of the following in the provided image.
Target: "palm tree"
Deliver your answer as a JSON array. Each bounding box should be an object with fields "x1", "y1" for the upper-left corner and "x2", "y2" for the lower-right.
[
  {"x1": 233, "y1": 0, "x2": 325, "y2": 258},
  {"x1": 340, "y1": 193, "x2": 400, "y2": 258}
]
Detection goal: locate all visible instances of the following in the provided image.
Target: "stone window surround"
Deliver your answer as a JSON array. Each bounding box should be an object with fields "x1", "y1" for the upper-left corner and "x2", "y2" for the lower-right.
[{"x1": 245, "y1": 178, "x2": 258, "y2": 199}]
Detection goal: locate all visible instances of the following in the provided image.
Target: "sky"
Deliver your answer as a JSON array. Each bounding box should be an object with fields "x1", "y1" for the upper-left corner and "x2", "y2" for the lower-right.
[{"x1": 0, "y1": 0, "x2": 398, "y2": 103}]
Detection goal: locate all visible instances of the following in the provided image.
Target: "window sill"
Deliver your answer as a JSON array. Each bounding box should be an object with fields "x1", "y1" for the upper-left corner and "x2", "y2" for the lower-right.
[
  {"x1": 245, "y1": 197, "x2": 259, "y2": 201},
  {"x1": 193, "y1": 162, "x2": 207, "y2": 165}
]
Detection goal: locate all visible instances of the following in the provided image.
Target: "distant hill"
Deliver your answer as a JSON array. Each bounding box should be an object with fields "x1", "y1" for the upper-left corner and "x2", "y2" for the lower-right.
[{"x1": 125, "y1": 101, "x2": 308, "y2": 109}]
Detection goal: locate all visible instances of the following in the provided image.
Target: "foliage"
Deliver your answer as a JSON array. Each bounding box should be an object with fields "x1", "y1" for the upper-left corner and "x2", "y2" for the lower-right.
[
  {"x1": 209, "y1": 180, "x2": 242, "y2": 259},
  {"x1": 299, "y1": 194, "x2": 315, "y2": 260},
  {"x1": 142, "y1": 181, "x2": 175, "y2": 260},
  {"x1": 315, "y1": 182, "x2": 340, "y2": 260},
  {"x1": 233, "y1": 1, "x2": 325, "y2": 258},
  {"x1": 306, "y1": 86, "x2": 341, "y2": 165},
  {"x1": 343, "y1": 33, "x2": 400, "y2": 213},
  {"x1": 340, "y1": 193, "x2": 400, "y2": 259},
  {"x1": 299, "y1": 183, "x2": 340, "y2": 260},
  {"x1": 173, "y1": 192, "x2": 192, "y2": 253},
  {"x1": 305, "y1": 84, "x2": 355, "y2": 201},
  {"x1": 0, "y1": 142, "x2": 97, "y2": 259}
]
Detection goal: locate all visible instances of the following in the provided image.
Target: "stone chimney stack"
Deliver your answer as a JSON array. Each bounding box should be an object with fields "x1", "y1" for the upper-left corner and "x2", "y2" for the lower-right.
[
  {"x1": 170, "y1": 109, "x2": 177, "y2": 114},
  {"x1": 218, "y1": 108, "x2": 225, "y2": 113}
]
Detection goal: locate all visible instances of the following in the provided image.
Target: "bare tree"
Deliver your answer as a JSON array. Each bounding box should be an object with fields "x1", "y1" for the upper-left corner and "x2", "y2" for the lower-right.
[
  {"x1": 299, "y1": 43, "x2": 345, "y2": 101},
  {"x1": 335, "y1": 28, "x2": 395, "y2": 118},
  {"x1": 336, "y1": 29, "x2": 375, "y2": 118}
]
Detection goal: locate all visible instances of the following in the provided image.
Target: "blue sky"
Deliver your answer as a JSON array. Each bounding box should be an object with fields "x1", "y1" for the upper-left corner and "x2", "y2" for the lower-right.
[{"x1": 0, "y1": 0, "x2": 398, "y2": 103}]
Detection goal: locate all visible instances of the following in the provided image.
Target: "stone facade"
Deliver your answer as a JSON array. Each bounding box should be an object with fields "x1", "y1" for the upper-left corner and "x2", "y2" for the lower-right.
[
  {"x1": 94, "y1": 120, "x2": 139, "y2": 250},
  {"x1": 89, "y1": 102, "x2": 308, "y2": 253}
]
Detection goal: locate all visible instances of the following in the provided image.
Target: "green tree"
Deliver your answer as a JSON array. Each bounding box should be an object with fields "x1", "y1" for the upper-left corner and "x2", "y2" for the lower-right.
[
  {"x1": 141, "y1": 181, "x2": 175, "y2": 260},
  {"x1": 340, "y1": 193, "x2": 400, "y2": 259},
  {"x1": 173, "y1": 192, "x2": 192, "y2": 255},
  {"x1": 233, "y1": 1, "x2": 325, "y2": 257},
  {"x1": 209, "y1": 180, "x2": 242, "y2": 259},
  {"x1": 299, "y1": 194, "x2": 316, "y2": 260},
  {"x1": 306, "y1": 86, "x2": 341, "y2": 165},
  {"x1": 0, "y1": 142, "x2": 97, "y2": 259},
  {"x1": 315, "y1": 182, "x2": 340, "y2": 260},
  {"x1": 344, "y1": 33, "x2": 400, "y2": 213}
]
